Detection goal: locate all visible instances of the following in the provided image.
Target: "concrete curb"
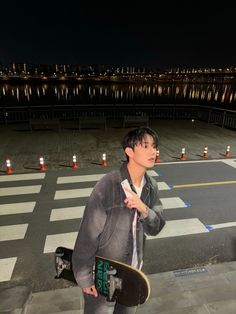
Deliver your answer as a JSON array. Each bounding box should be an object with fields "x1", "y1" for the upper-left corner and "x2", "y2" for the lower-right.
[{"x1": 0, "y1": 285, "x2": 32, "y2": 314}]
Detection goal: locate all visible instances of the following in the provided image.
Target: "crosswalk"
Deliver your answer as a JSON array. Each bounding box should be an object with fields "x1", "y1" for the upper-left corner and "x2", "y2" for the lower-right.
[
  {"x1": 0, "y1": 173, "x2": 44, "y2": 283},
  {"x1": 0, "y1": 162, "x2": 235, "y2": 284},
  {"x1": 44, "y1": 169, "x2": 205, "y2": 254}
]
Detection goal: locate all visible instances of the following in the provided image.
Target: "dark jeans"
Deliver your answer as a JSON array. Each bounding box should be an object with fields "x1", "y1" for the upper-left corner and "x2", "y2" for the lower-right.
[{"x1": 83, "y1": 293, "x2": 137, "y2": 314}]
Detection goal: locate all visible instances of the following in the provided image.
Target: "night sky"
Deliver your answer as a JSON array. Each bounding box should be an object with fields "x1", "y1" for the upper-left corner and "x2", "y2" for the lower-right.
[{"x1": 1, "y1": 1, "x2": 235, "y2": 69}]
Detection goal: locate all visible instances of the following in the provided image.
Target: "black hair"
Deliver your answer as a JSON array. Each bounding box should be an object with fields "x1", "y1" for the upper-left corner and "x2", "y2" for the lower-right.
[{"x1": 122, "y1": 126, "x2": 158, "y2": 160}]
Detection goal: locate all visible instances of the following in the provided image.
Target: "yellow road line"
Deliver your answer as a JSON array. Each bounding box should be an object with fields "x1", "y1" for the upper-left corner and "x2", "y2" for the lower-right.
[{"x1": 173, "y1": 181, "x2": 236, "y2": 188}]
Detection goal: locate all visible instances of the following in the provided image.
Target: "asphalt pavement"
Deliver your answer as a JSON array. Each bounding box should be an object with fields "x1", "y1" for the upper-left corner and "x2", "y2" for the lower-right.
[
  {"x1": 1, "y1": 118, "x2": 236, "y2": 173},
  {"x1": 1, "y1": 118, "x2": 236, "y2": 313}
]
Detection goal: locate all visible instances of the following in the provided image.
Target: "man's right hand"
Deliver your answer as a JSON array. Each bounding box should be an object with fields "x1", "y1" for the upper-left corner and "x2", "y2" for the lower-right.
[{"x1": 83, "y1": 285, "x2": 98, "y2": 297}]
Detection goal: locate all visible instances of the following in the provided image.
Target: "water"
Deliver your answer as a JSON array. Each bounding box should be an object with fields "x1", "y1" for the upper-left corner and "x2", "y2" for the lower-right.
[{"x1": 0, "y1": 82, "x2": 236, "y2": 109}]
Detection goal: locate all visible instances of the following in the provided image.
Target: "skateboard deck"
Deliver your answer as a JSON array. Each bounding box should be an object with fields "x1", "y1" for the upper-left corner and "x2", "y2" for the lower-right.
[{"x1": 55, "y1": 246, "x2": 150, "y2": 307}]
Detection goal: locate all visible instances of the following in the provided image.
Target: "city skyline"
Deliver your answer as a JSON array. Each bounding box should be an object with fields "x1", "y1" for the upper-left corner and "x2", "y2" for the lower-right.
[{"x1": 1, "y1": 1, "x2": 235, "y2": 69}]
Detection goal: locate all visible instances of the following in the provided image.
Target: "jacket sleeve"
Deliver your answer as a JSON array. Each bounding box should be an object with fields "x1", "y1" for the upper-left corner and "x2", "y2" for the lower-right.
[
  {"x1": 143, "y1": 182, "x2": 165, "y2": 236},
  {"x1": 72, "y1": 188, "x2": 107, "y2": 288}
]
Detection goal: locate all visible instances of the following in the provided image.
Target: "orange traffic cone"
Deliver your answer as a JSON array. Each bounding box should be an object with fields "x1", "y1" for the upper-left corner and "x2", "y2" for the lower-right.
[
  {"x1": 39, "y1": 157, "x2": 46, "y2": 172},
  {"x1": 180, "y1": 148, "x2": 187, "y2": 160},
  {"x1": 72, "y1": 155, "x2": 78, "y2": 169},
  {"x1": 203, "y1": 146, "x2": 208, "y2": 158},
  {"x1": 102, "y1": 153, "x2": 107, "y2": 167},
  {"x1": 155, "y1": 149, "x2": 160, "y2": 163},
  {"x1": 6, "y1": 159, "x2": 13, "y2": 174},
  {"x1": 225, "y1": 144, "x2": 230, "y2": 158}
]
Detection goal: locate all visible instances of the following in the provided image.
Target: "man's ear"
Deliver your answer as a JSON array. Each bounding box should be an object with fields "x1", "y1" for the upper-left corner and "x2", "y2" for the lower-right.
[{"x1": 125, "y1": 147, "x2": 134, "y2": 158}]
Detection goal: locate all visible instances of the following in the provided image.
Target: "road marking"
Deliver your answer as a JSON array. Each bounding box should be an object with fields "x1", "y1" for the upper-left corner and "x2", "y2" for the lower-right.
[
  {"x1": 221, "y1": 159, "x2": 236, "y2": 169},
  {"x1": 155, "y1": 158, "x2": 234, "y2": 165},
  {"x1": 173, "y1": 181, "x2": 236, "y2": 189},
  {"x1": 0, "y1": 257, "x2": 17, "y2": 282},
  {"x1": 54, "y1": 187, "x2": 93, "y2": 200},
  {"x1": 50, "y1": 206, "x2": 85, "y2": 221},
  {"x1": 0, "y1": 185, "x2": 42, "y2": 197},
  {"x1": 0, "y1": 173, "x2": 45, "y2": 182},
  {"x1": 57, "y1": 170, "x2": 160, "y2": 184},
  {"x1": 147, "y1": 218, "x2": 209, "y2": 239},
  {"x1": 54, "y1": 182, "x2": 170, "y2": 200},
  {"x1": 57, "y1": 174, "x2": 105, "y2": 184},
  {"x1": 0, "y1": 202, "x2": 36, "y2": 216},
  {"x1": 0, "y1": 224, "x2": 28, "y2": 241},
  {"x1": 147, "y1": 170, "x2": 160, "y2": 177},
  {"x1": 157, "y1": 182, "x2": 171, "y2": 190},
  {"x1": 160, "y1": 197, "x2": 190, "y2": 209},
  {"x1": 44, "y1": 232, "x2": 78, "y2": 253},
  {"x1": 206, "y1": 221, "x2": 236, "y2": 231}
]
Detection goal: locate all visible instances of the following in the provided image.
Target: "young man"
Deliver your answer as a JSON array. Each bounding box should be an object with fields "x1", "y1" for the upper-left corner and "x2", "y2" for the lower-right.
[{"x1": 72, "y1": 126, "x2": 165, "y2": 314}]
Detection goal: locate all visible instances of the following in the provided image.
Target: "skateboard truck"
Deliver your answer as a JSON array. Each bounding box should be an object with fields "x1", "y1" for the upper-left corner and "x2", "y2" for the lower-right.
[
  {"x1": 106, "y1": 266, "x2": 122, "y2": 303},
  {"x1": 55, "y1": 252, "x2": 71, "y2": 278}
]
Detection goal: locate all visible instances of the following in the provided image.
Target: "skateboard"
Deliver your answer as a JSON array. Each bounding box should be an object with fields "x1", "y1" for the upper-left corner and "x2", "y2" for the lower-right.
[{"x1": 54, "y1": 246, "x2": 150, "y2": 307}]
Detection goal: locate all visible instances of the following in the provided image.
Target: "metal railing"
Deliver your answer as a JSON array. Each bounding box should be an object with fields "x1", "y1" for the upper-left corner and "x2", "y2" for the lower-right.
[{"x1": 0, "y1": 104, "x2": 236, "y2": 130}]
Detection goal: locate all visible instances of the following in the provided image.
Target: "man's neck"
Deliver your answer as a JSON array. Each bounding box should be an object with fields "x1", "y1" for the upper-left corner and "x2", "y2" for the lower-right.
[{"x1": 127, "y1": 161, "x2": 146, "y2": 187}]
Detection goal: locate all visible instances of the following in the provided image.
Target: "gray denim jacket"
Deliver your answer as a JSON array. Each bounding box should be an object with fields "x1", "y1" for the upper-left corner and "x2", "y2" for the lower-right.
[{"x1": 72, "y1": 162, "x2": 165, "y2": 288}]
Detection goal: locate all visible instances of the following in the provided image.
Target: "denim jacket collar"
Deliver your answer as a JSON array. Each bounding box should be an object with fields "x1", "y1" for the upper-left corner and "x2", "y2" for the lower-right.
[{"x1": 119, "y1": 161, "x2": 154, "y2": 199}]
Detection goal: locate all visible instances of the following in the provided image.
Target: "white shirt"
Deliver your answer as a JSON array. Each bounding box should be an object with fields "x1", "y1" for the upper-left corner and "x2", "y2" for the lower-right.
[{"x1": 131, "y1": 176, "x2": 146, "y2": 268}]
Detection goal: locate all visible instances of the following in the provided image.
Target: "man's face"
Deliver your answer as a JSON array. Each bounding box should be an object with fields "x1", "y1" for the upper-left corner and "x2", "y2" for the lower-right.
[{"x1": 130, "y1": 134, "x2": 157, "y2": 169}]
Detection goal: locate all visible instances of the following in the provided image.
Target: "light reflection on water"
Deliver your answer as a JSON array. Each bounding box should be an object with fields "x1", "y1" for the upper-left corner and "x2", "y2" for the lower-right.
[{"x1": 0, "y1": 83, "x2": 235, "y2": 106}]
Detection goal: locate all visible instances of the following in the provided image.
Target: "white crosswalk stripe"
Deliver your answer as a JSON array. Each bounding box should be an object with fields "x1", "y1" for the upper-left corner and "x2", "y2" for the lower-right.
[
  {"x1": 207, "y1": 221, "x2": 236, "y2": 230},
  {"x1": 0, "y1": 257, "x2": 17, "y2": 282},
  {"x1": 44, "y1": 232, "x2": 78, "y2": 253},
  {"x1": 147, "y1": 170, "x2": 160, "y2": 177},
  {"x1": 147, "y1": 218, "x2": 209, "y2": 239},
  {"x1": 0, "y1": 173, "x2": 45, "y2": 182},
  {"x1": 57, "y1": 174, "x2": 105, "y2": 184},
  {"x1": 0, "y1": 185, "x2": 42, "y2": 197},
  {"x1": 56, "y1": 170, "x2": 159, "y2": 184},
  {"x1": 54, "y1": 187, "x2": 93, "y2": 200},
  {"x1": 0, "y1": 201, "x2": 36, "y2": 216},
  {"x1": 50, "y1": 206, "x2": 85, "y2": 221},
  {"x1": 160, "y1": 197, "x2": 189, "y2": 209},
  {"x1": 0, "y1": 224, "x2": 28, "y2": 241},
  {"x1": 157, "y1": 182, "x2": 171, "y2": 190},
  {"x1": 221, "y1": 159, "x2": 236, "y2": 169}
]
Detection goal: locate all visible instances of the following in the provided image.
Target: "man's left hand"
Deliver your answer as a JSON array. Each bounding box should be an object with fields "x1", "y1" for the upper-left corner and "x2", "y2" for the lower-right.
[{"x1": 124, "y1": 187, "x2": 148, "y2": 218}]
